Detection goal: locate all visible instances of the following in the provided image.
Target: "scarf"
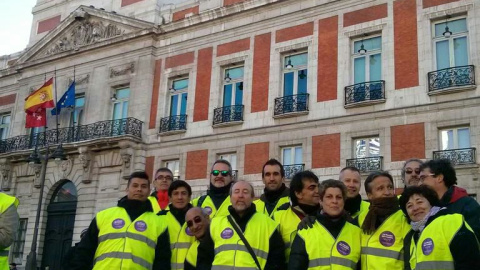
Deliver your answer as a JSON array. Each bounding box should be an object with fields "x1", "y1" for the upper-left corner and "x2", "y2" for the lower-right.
[
  {"x1": 362, "y1": 196, "x2": 399, "y2": 234},
  {"x1": 263, "y1": 183, "x2": 287, "y2": 203},
  {"x1": 156, "y1": 190, "x2": 169, "y2": 210},
  {"x1": 208, "y1": 182, "x2": 233, "y2": 209},
  {"x1": 344, "y1": 194, "x2": 362, "y2": 216},
  {"x1": 411, "y1": 206, "x2": 443, "y2": 232}
]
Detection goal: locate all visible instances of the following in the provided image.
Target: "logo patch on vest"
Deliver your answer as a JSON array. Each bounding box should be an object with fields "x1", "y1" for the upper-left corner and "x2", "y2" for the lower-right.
[
  {"x1": 379, "y1": 231, "x2": 395, "y2": 247},
  {"x1": 112, "y1": 219, "x2": 125, "y2": 229},
  {"x1": 336, "y1": 241, "x2": 351, "y2": 256},
  {"x1": 221, "y1": 228, "x2": 234, "y2": 239},
  {"x1": 186, "y1": 226, "x2": 193, "y2": 236},
  {"x1": 422, "y1": 238, "x2": 434, "y2": 255},
  {"x1": 134, "y1": 221, "x2": 147, "y2": 232},
  {"x1": 204, "y1": 207, "x2": 212, "y2": 215}
]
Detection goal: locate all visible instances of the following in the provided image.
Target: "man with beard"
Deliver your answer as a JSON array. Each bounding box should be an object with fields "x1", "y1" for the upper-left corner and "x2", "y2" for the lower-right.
[
  {"x1": 355, "y1": 171, "x2": 410, "y2": 270},
  {"x1": 149, "y1": 167, "x2": 174, "y2": 213},
  {"x1": 197, "y1": 181, "x2": 286, "y2": 270},
  {"x1": 192, "y1": 159, "x2": 233, "y2": 217},
  {"x1": 339, "y1": 166, "x2": 370, "y2": 218},
  {"x1": 273, "y1": 170, "x2": 320, "y2": 263},
  {"x1": 184, "y1": 207, "x2": 211, "y2": 270},
  {"x1": 254, "y1": 159, "x2": 290, "y2": 217},
  {"x1": 401, "y1": 158, "x2": 423, "y2": 187},
  {"x1": 158, "y1": 180, "x2": 195, "y2": 270}
]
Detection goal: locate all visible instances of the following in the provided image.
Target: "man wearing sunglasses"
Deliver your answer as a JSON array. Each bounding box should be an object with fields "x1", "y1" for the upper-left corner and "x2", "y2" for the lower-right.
[
  {"x1": 148, "y1": 167, "x2": 174, "y2": 213},
  {"x1": 184, "y1": 207, "x2": 211, "y2": 270},
  {"x1": 192, "y1": 159, "x2": 234, "y2": 218},
  {"x1": 401, "y1": 158, "x2": 423, "y2": 187},
  {"x1": 254, "y1": 159, "x2": 290, "y2": 217}
]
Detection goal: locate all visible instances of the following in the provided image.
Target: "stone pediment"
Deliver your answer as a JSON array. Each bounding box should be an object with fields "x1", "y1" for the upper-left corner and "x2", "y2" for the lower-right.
[{"x1": 16, "y1": 6, "x2": 157, "y2": 65}]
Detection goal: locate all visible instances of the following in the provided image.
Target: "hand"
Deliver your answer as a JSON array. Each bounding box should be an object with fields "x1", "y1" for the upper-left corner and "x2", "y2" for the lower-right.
[{"x1": 297, "y1": 215, "x2": 316, "y2": 230}]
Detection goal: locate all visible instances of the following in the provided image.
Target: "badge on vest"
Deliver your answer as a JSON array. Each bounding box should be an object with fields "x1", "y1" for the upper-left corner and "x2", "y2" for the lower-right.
[
  {"x1": 422, "y1": 238, "x2": 434, "y2": 255},
  {"x1": 379, "y1": 231, "x2": 395, "y2": 247},
  {"x1": 337, "y1": 241, "x2": 351, "y2": 256},
  {"x1": 221, "y1": 228, "x2": 234, "y2": 239},
  {"x1": 186, "y1": 227, "x2": 193, "y2": 236},
  {"x1": 112, "y1": 219, "x2": 125, "y2": 229},
  {"x1": 134, "y1": 221, "x2": 147, "y2": 232},
  {"x1": 204, "y1": 207, "x2": 212, "y2": 215}
]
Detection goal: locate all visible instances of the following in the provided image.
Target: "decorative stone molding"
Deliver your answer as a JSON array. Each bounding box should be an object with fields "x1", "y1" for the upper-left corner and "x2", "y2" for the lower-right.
[
  {"x1": 68, "y1": 74, "x2": 90, "y2": 86},
  {"x1": 59, "y1": 158, "x2": 73, "y2": 179},
  {"x1": 78, "y1": 146, "x2": 93, "y2": 184},
  {"x1": 110, "y1": 62, "x2": 135, "y2": 78},
  {"x1": 33, "y1": 164, "x2": 42, "y2": 188},
  {"x1": 0, "y1": 161, "x2": 11, "y2": 191},
  {"x1": 121, "y1": 153, "x2": 132, "y2": 169},
  {"x1": 119, "y1": 142, "x2": 134, "y2": 180}
]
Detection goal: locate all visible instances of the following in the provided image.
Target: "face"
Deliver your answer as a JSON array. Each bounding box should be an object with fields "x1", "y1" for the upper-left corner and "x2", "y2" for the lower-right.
[
  {"x1": 170, "y1": 186, "x2": 191, "y2": 209},
  {"x1": 340, "y1": 169, "x2": 361, "y2": 198},
  {"x1": 296, "y1": 179, "x2": 320, "y2": 206},
  {"x1": 262, "y1": 164, "x2": 284, "y2": 191},
  {"x1": 126, "y1": 178, "x2": 150, "y2": 201},
  {"x1": 404, "y1": 161, "x2": 422, "y2": 187},
  {"x1": 230, "y1": 181, "x2": 253, "y2": 214},
  {"x1": 210, "y1": 162, "x2": 233, "y2": 188},
  {"x1": 154, "y1": 171, "x2": 173, "y2": 191},
  {"x1": 406, "y1": 194, "x2": 432, "y2": 222},
  {"x1": 321, "y1": 187, "x2": 345, "y2": 217},
  {"x1": 185, "y1": 208, "x2": 210, "y2": 239},
  {"x1": 419, "y1": 168, "x2": 440, "y2": 191},
  {"x1": 366, "y1": 176, "x2": 394, "y2": 200}
]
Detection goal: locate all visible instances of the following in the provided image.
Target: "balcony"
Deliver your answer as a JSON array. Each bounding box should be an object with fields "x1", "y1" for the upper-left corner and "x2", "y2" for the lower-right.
[
  {"x1": 344, "y1": 80, "x2": 385, "y2": 107},
  {"x1": 428, "y1": 65, "x2": 475, "y2": 93},
  {"x1": 274, "y1": 93, "x2": 309, "y2": 118},
  {"x1": 213, "y1": 105, "x2": 244, "y2": 126},
  {"x1": 284, "y1": 164, "x2": 305, "y2": 179},
  {"x1": 159, "y1": 115, "x2": 187, "y2": 134},
  {"x1": 433, "y1": 148, "x2": 476, "y2": 166},
  {"x1": 0, "y1": 117, "x2": 143, "y2": 154},
  {"x1": 346, "y1": 156, "x2": 383, "y2": 173}
]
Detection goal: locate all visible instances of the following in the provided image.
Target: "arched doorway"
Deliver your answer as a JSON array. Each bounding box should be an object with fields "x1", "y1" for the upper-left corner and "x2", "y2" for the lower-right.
[{"x1": 41, "y1": 181, "x2": 78, "y2": 270}]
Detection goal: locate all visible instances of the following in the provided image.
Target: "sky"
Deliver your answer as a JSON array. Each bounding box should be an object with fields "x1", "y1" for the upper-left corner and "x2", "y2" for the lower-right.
[{"x1": 0, "y1": 0, "x2": 37, "y2": 56}]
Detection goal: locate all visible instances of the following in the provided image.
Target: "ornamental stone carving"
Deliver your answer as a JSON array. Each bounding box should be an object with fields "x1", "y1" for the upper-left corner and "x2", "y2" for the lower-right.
[
  {"x1": 110, "y1": 63, "x2": 135, "y2": 78},
  {"x1": 68, "y1": 74, "x2": 90, "y2": 86},
  {"x1": 59, "y1": 158, "x2": 73, "y2": 179},
  {"x1": 78, "y1": 146, "x2": 93, "y2": 184},
  {"x1": 0, "y1": 163, "x2": 11, "y2": 191}
]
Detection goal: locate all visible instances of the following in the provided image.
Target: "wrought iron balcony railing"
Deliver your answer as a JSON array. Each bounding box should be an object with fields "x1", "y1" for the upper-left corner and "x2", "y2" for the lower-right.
[
  {"x1": 0, "y1": 117, "x2": 143, "y2": 154},
  {"x1": 346, "y1": 156, "x2": 383, "y2": 173},
  {"x1": 159, "y1": 115, "x2": 187, "y2": 133},
  {"x1": 284, "y1": 164, "x2": 305, "y2": 179},
  {"x1": 274, "y1": 93, "x2": 309, "y2": 116},
  {"x1": 433, "y1": 148, "x2": 476, "y2": 166},
  {"x1": 428, "y1": 65, "x2": 475, "y2": 92},
  {"x1": 213, "y1": 105, "x2": 244, "y2": 125},
  {"x1": 345, "y1": 80, "x2": 385, "y2": 106}
]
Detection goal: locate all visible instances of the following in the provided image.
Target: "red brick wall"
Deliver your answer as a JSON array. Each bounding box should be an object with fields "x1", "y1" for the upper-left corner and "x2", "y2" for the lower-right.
[
  {"x1": 121, "y1": 0, "x2": 143, "y2": 7},
  {"x1": 394, "y1": 0, "x2": 419, "y2": 89},
  {"x1": 193, "y1": 47, "x2": 213, "y2": 122},
  {"x1": 317, "y1": 16, "x2": 338, "y2": 102},
  {"x1": 312, "y1": 133, "x2": 340, "y2": 168},
  {"x1": 37, "y1": 15, "x2": 61, "y2": 34},
  {"x1": 149, "y1": 59, "x2": 162, "y2": 129},
  {"x1": 423, "y1": 0, "x2": 460, "y2": 8},
  {"x1": 343, "y1": 4, "x2": 388, "y2": 27},
  {"x1": 172, "y1": 6, "x2": 199, "y2": 21},
  {"x1": 391, "y1": 123, "x2": 425, "y2": 161},
  {"x1": 244, "y1": 142, "x2": 269, "y2": 174},
  {"x1": 145, "y1": 156, "x2": 155, "y2": 181},
  {"x1": 165, "y1": 52, "x2": 195, "y2": 69},
  {"x1": 275, "y1": 22, "x2": 314, "y2": 43},
  {"x1": 223, "y1": 0, "x2": 246, "y2": 6},
  {"x1": 186, "y1": 150, "x2": 208, "y2": 180},
  {"x1": 217, "y1": 38, "x2": 250, "y2": 57},
  {"x1": 0, "y1": 94, "x2": 16, "y2": 106},
  {"x1": 251, "y1": 33, "x2": 271, "y2": 113}
]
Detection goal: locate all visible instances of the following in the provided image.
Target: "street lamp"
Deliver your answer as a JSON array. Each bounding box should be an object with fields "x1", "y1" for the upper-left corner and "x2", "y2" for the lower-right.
[{"x1": 25, "y1": 144, "x2": 67, "y2": 270}]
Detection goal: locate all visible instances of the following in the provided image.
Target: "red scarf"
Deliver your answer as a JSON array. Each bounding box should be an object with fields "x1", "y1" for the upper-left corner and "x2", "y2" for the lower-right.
[{"x1": 157, "y1": 190, "x2": 169, "y2": 210}]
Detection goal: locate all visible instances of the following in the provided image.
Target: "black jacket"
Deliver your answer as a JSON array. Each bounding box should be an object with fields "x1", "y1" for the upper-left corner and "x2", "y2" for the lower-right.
[
  {"x1": 68, "y1": 196, "x2": 171, "y2": 270},
  {"x1": 403, "y1": 209, "x2": 480, "y2": 270},
  {"x1": 196, "y1": 204, "x2": 286, "y2": 270},
  {"x1": 259, "y1": 184, "x2": 290, "y2": 215}
]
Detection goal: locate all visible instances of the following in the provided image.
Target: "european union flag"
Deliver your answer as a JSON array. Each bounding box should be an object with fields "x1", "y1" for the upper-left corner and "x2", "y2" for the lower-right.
[{"x1": 52, "y1": 81, "x2": 75, "y2": 115}]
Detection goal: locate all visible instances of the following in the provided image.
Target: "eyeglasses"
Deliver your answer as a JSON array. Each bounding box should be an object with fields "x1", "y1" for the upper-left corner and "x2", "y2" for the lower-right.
[
  {"x1": 186, "y1": 216, "x2": 203, "y2": 228},
  {"x1": 156, "y1": 176, "x2": 173, "y2": 181},
  {"x1": 419, "y1": 174, "x2": 436, "y2": 181},
  {"x1": 405, "y1": 168, "x2": 421, "y2": 175},
  {"x1": 211, "y1": 170, "x2": 230, "y2": 177}
]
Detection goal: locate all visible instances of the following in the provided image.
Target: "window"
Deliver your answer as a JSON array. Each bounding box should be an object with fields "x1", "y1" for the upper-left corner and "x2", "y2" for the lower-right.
[
  {"x1": 353, "y1": 137, "x2": 380, "y2": 158},
  {"x1": 218, "y1": 153, "x2": 237, "y2": 170},
  {"x1": 434, "y1": 18, "x2": 468, "y2": 70},
  {"x1": 70, "y1": 96, "x2": 85, "y2": 127},
  {"x1": 165, "y1": 160, "x2": 180, "y2": 180},
  {"x1": 169, "y1": 78, "x2": 188, "y2": 117},
  {"x1": 10, "y1": 218, "x2": 27, "y2": 265},
  {"x1": 353, "y1": 36, "x2": 382, "y2": 84},
  {"x1": 0, "y1": 114, "x2": 10, "y2": 140},
  {"x1": 440, "y1": 127, "x2": 470, "y2": 150},
  {"x1": 112, "y1": 88, "x2": 130, "y2": 120},
  {"x1": 222, "y1": 66, "x2": 244, "y2": 107},
  {"x1": 281, "y1": 146, "x2": 303, "y2": 178},
  {"x1": 283, "y1": 52, "x2": 308, "y2": 96}
]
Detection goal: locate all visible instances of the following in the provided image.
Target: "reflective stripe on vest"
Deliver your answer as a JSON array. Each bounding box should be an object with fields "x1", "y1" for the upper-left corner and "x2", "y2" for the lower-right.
[
  {"x1": 94, "y1": 251, "x2": 152, "y2": 269},
  {"x1": 417, "y1": 261, "x2": 454, "y2": 270},
  {"x1": 273, "y1": 207, "x2": 301, "y2": 263},
  {"x1": 361, "y1": 247, "x2": 403, "y2": 261},
  {"x1": 298, "y1": 220, "x2": 361, "y2": 270},
  {"x1": 0, "y1": 193, "x2": 19, "y2": 270},
  {"x1": 254, "y1": 196, "x2": 290, "y2": 217},
  {"x1": 161, "y1": 211, "x2": 195, "y2": 270},
  {"x1": 98, "y1": 232, "x2": 156, "y2": 248},
  {"x1": 211, "y1": 266, "x2": 258, "y2": 270},
  {"x1": 192, "y1": 195, "x2": 231, "y2": 218},
  {"x1": 210, "y1": 212, "x2": 278, "y2": 269}
]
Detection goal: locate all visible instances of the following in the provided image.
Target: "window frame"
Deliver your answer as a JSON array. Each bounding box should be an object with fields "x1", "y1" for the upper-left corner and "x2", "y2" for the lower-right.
[
  {"x1": 281, "y1": 145, "x2": 303, "y2": 166},
  {"x1": 351, "y1": 35, "x2": 382, "y2": 84},
  {"x1": 9, "y1": 218, "x2": 28, "y2": 265},
  {"x1": 217, "y1": 153, "x2": 237, "y2": 170},
  {"x1": 439, "y1": 126, "x2": 470, "y2": 150},
  {"x1": 164, "y1": 159, "x2": 180, "y2": 180},
  {"x1": 168, "y1": 76, "x2": 189, "y2": 117},
  {"x1": 69, "y1": 95, "x2": 85, "y2": 127},
  {"x1": 352, "y1": 136, "x2": 381, "y2": 159},
  {"x1": 432, "y1": 16, "x2": 469, "y2": 69},
  {"x1": 282, "y1": 52, "x2": 308, "y2": 96},
  {"x1": 222, "y1": 65, "x2": 244, "y2": 107},
  {"x1": 0, "y1": 113, "x2": 11, "y2": 140},
  {"x1": 112, "y1": 87, "x2": 130, "y2": 120}
]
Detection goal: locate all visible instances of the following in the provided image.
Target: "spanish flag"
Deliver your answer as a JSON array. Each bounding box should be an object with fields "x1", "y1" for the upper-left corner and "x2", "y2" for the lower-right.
[{"x1": 24, "y1": 78, "x2": 55, "y2": 113}]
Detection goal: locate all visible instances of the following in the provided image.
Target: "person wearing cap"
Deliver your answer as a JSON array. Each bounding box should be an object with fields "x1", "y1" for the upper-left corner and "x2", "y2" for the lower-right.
[{"x1": 0, "y1": 191, "x2": 19, "y2": 270}]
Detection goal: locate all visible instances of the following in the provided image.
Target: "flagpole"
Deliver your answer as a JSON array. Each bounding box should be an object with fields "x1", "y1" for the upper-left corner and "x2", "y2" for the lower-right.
[
  {"x1": 73, "y1": 66, "x2": 76, "y2": 126},
  {"x1": 54, "y1": 69, "x2": 59, "y2": 143}
]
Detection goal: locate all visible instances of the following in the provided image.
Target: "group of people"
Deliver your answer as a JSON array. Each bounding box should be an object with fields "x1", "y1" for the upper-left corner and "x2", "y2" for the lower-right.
[{"x1": 2, "y1": 157, "x2": 480, "y2": 270}]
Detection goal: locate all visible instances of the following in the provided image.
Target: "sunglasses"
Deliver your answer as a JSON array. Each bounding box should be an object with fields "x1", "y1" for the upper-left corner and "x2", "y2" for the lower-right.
[
  {"x1": 405, "y1": 168, "x2": 421, "y2": 175},
  {"x1": 186, "y1": 216, "x2": 203, "y2": 228},
  {"x1": 211, "y1": 170, "x2": 230, "y2": 177}
]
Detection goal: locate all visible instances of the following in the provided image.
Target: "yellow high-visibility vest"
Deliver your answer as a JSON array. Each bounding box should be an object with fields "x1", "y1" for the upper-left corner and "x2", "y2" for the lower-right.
[
  {"x1": 0, "y1": 193, "x2": 18, "y2": 270},
  {"x1": 192, "y1": 195, "x2": 231, "y2": 218},
  {"x1": 185, "y1": 239, "x2": 200, "y2": 268},
  {"x1": 351, "y1": 200, "x2": 370, "y2": 219},
  {"x1": 273, "y1": 207, "x2": 301, "y2": 262},
  {"x1": 254, "y1": 196, "x2": 290, "y2": 218}
]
